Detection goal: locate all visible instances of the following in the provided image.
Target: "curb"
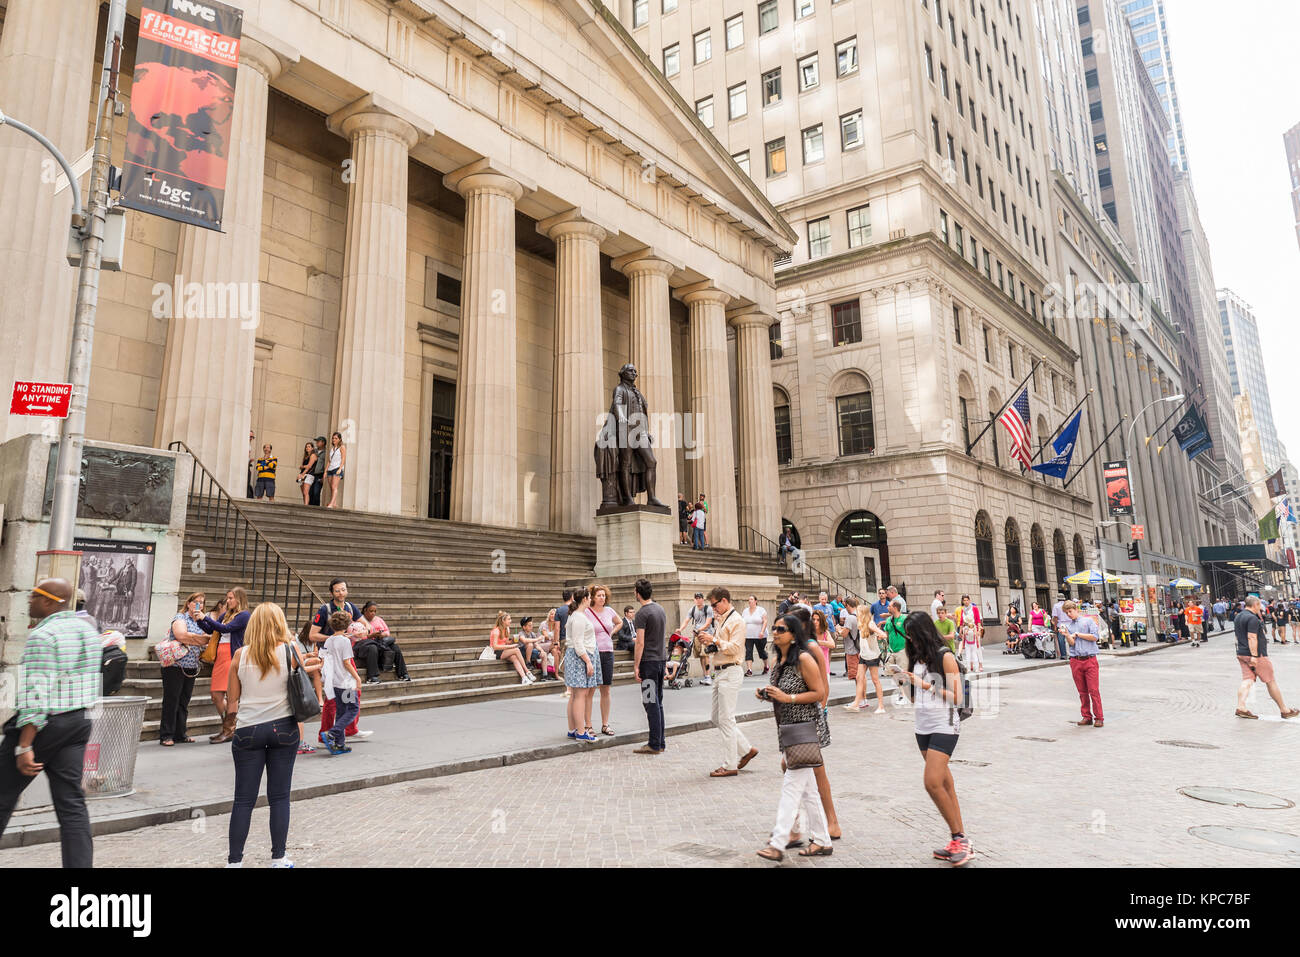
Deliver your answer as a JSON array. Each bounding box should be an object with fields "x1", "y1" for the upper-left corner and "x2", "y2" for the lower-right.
[{"x1": 0, "y1": 655, "x2": 1065, "y2": 850}]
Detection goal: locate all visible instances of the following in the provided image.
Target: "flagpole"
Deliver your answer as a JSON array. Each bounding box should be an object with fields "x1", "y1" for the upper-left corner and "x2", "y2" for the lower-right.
[
  {"x1": 1031, "y1": 390, "x2": 1092, "y2": 464},
  {"x1": 1146, "y1": 393, "x2": 1192, "y2": 451},
  {"x1": 964, "y1": 356, "x2": 1044, "y2": 456},
  {"x1": 1063, "y1": 414, "x2": 1128, "y2": 489}
]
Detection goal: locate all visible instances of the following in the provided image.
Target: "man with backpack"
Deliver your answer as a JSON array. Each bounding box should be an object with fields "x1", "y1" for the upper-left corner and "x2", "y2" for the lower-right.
[{"x1": 1058, "y1": 601, "x2": 1104, "y2": 727}]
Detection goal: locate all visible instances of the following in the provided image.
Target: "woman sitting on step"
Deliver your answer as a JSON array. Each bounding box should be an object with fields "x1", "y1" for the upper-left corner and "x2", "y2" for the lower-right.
[{"x1": 488, "y1": 611, "x2": 535, "y2": 685}]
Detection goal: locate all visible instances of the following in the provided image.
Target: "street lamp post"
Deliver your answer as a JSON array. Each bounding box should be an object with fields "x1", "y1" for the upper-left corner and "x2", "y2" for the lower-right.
[{"x1": 1124, "y1": 393, "x2": 1184, "y2": 641}]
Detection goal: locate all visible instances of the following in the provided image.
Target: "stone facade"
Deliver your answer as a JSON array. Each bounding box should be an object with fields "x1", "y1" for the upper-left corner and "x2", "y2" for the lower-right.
[{"x1": 0, "y1": 0, "x2": 795, "y2": 548}]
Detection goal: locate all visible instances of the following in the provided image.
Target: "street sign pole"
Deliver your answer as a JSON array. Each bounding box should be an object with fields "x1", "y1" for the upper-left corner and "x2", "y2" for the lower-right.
[{"x1": 47, "y1": 0, "x2": 127, "y2": 550}]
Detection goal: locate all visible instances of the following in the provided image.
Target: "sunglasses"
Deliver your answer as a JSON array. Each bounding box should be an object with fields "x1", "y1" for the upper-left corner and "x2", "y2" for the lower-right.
[
  {"x1": 31, "y1": 587, "x2": 67, "y2": 604},
  {"x1": 772, "y1": 625, "x2": 789, "y2": 634}
]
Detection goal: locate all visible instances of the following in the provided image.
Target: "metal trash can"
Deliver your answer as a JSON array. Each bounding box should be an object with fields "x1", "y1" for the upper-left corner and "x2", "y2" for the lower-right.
[{"x1": 81, "y1": 696, "x2": 148, "y2": 798}]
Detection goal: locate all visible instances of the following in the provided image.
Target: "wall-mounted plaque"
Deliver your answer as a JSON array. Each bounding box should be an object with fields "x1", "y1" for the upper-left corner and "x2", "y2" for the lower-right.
[{"x1": 44, "y1": 446, "x2": 175, "y2": 526}]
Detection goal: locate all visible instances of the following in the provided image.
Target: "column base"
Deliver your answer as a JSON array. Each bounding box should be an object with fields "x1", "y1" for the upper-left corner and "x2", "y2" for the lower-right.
[{"x1": 594, "y1": 507, "x2": 677, "y2": 579}]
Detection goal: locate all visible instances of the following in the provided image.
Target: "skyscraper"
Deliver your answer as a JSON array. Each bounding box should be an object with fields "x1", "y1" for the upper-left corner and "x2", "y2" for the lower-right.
[
  {"x1": 1218, "y1": 288, "x2": 1283, "y2": 472},
  {"x1": 1118, "y1": 0, "x2": 1190, "y2": 173},
  {"x1": 1286, "y1": 121, "x2": 1300, "y2": 254}
]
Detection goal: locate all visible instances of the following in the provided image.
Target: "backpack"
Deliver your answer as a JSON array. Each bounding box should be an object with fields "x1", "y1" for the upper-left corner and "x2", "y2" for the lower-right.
[
  {"x1": 940, "y1": 649, "x2": 973, "y2": 722},
  {"x1": 101, "y1": 646, "x2": 128, "y2": 697}
]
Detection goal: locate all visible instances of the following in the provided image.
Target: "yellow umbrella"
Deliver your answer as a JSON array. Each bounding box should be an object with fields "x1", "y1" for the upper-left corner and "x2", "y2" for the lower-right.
[{"x1": 1064, "y1": 569, "x2": 1122, "y2": 586}]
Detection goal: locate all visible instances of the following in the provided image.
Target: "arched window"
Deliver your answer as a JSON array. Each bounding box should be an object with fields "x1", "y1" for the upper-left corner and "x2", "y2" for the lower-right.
[
  {"x1": 1031, "y1": 524, "x2": 1049, "y2": 609},
  {"x1": 1053, "y1": 529, "x2": 1068, "y2": 593},
  {"x1": 781, "y1": 519, "x2": 802, "y2": 550},
  {"x1": 1004, "y1": 518, "x2": 1024, "y2": 587},
  {"x1": 957, "y1": 374, "x2": 976, "y2": 451},
  {"x1": 985, "y1": 389, "x2": 1001, "y2": 465},
  {"x1": 835, "y1": 510, "x2": 890, "y2": 584},
  {"x1": 1073, "y1": 532, "x2": 1090, "y2": 601},
  {"x1": 833, "y1": 371, "x2": 875, "y2": 456},
  {"x1": 975, "y1": 510, "x2": 996, "y2": 585},
  {"x1": 774, "y1": 386, "x2": 792, "y2": 465}
]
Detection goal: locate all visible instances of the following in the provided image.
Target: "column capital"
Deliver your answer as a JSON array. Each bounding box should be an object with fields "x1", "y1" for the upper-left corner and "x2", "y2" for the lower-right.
[
  {"x1": 327, "y1": 92, "x2": 429, "y2": 147},
  {"x1": 537, "y1": 208, "x2": 609, "y2": 244},
  {"x1": 728, "y1": 311, "x2": 775, "y2": 331},
  {"x1": 239, "y1": 24, "x2": 300, "y2": 82},
  {"x1": 444, "y1": 157, "x2": 535, "y2": 200},
  {"x1": 611, "y1": 247, "x2": 682, "y2": 278},
  {"x1": 678, "y1": 281, "x2": 731, "y2": 308}
]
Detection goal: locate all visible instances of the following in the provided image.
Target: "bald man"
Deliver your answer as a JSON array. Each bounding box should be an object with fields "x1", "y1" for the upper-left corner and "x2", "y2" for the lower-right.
[{"x1": 0, "y1": 578, "x2": 102, "y2": 867}]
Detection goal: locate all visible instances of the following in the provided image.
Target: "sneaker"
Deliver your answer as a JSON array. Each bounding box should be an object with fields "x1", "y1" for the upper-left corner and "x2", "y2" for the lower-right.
[
  {"x1": 874, "y1": 707, "x2": 887, "y2": 714},
  {"x1": 519, "y1": 674, "x2": 531, "y2": 685},
  {"x1": 575, "y1": 732, "x2": 597, "y2": 742},
  {"x1": 318, "y1": 731, "x2": 328, "y2": 745},
  {"x1": 352, "y1": 730, "x2": 373, "y2": 739},
  {"x1": 932, "y1": 843, "x2": 955, "y2": 862},
  {"x1": 700, "y1": 676, "x2": 713, "y2": 686},
  {"x1": 399, "y1": 675, "x2": 412, "y2": 682},
  {"x1": 893, "y1": 693, "x2": 907, "y2": 707},
  {"x1": 843, "y1": 703, "x2": 862, "y2": 712},
  {"x1": 947, "y1": 836, "x2": 973, "y2": 866},
  {"x1": 567, "y1": 730, "x2": 579, "y2": 739},
  {"x1": 270, "y1": 857, "x2": 294, "y2": 869},
  {"x1": 296, "y1": 744, "x2": 316, "y2": 755},
  {"x1": 365, "y1": 676, "x2": 382, "y2": 684},
  {"x1": 323, "y1": 737, "x2": 346, "y2": 756},
  {"x1": 225, "y1": 861, "x2": 243, "y2": 868}
]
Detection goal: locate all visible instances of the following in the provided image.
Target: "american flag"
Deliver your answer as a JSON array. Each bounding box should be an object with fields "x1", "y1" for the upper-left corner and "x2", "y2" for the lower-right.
[{"x1": 998, "y1": 388, "x2": 1033, "y2": 469}]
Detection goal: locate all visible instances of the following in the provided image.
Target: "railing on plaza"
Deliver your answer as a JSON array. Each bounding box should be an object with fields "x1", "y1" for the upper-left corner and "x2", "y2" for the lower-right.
[
  {"x1": 168, "y1": 440, "x2": 323, "y2": 629},
  {"x1": 739, "y1": 525, "x2": 865, "y2": 606}
]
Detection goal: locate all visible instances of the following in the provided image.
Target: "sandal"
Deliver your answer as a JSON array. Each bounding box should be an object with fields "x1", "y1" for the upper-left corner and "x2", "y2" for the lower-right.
[
  {"x1": 160, "y1": 738, "x2": 175, "y2": 747},
  {"x1": 1281, "y1": 709, "x2": 1299, "y2": 719},
  {"x1": 799, "y1": 843, "x2": 833, "y2": 857},
  {"x1": 1235, "y1": 709, "x2": 1259, "y2": 719},
  {"x1": 756, "y1": 847, "x2": 784, "y2": 862},
  {"x1": 179, "y1": 736, "x2": 196, "y2": 744},
  {"x1": 601, "y1": 725, "x2": 615, "y2": 736},
  {"x1": 709, "y1": 768, "x2": 739, "y2": 777}
]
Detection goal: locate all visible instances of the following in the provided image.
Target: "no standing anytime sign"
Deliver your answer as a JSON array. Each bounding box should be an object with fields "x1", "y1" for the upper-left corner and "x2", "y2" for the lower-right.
[{"x1": 10, "y1": 381, "x2": 73, "y2": 418}]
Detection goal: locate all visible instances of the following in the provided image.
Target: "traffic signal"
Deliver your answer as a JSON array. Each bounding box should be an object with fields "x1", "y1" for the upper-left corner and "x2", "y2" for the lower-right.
[{"x1": 1127, "y1": 542, "x2": 1140, "y2": 562}]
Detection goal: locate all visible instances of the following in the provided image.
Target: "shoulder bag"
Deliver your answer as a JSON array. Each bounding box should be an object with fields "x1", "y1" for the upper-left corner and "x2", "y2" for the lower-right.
[
  {"x1": 199, "y1": 629, "x2": 219, "y2": 665},
  {"x1": 285, "y1": 642, "x2": 322, "y2": 721},
  {"x1": 776, "y1": 719, "x2": 823, "y2": 769}
]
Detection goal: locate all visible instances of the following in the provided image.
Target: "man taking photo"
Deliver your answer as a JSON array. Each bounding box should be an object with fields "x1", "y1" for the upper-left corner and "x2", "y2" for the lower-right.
[
  {"x1": 1058, "y1": 601, "x2": 1103, "y2": 727},
  {"x1": 703, "y1": 587, "x2": 757, "y2": 778}
]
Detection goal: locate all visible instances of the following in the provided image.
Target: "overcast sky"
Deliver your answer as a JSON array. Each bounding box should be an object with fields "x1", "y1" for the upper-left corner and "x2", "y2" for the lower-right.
[{"x1": 1161, "y1": 0, "x2": 1300, "y2": 465}]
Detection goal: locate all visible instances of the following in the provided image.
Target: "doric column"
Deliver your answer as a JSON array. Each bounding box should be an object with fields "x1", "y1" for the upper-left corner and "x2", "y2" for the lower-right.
[
  {"x1": 154, "y1": 36, "x2": 287, "y2": 491},
  {"x1": 540, "y1": 212, "x2": 606, "y2": 534},
  {"x1": 327, "y1": 105, "x2": 419, "y2": 514},
  {"x1": 731, "y1": 312, "x2": 781, "y2": 544},
  {"x1": 0, "y1": 0, "x2": 100, "y2": 441},
  {"x1": 618, "y1": 253, "x2": 679, "y2": 516},
  {"x1": 681, "y1": 284, "x2": 738, "y2": 550},
  {"x1": 445, "y1": 163, "x2": 525, "y2": 528}
]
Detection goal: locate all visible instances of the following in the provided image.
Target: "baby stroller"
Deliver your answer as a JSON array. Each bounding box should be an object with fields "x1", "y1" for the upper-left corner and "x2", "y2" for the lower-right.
[
  {"x1": 1018, "y1": 627, "x2": 1059, "y2": 660},
  {"x1": 665, "y1": 632, "x2": 696, "y2": 689}
]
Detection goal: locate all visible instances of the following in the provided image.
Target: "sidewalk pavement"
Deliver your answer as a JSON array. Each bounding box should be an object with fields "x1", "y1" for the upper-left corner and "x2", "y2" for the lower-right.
[{"x1": 1, "y1": 641, "x2": 1178, "y2": 849}]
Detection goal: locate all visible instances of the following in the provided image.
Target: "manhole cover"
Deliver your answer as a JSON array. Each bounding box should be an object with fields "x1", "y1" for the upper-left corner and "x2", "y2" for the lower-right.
[
  {"x1": 950, "y1": 759, "x2": 990, "y2": 767},
  {"x1": 1015, "y1": 735, "x2": 1057, "y2": 742},
  {"x1": 665, "y1": 842, "x2": 738, "y2": 861},
  {"x1": 1189, "y1": 826, "x2": 1300, "y2": 856},
  {"x1": 1156, "y1": 740, "x2": 1220, "y2": 750},
  {"x1": 1178, "y1": 787, "x2": 1295, "y2": 809}
]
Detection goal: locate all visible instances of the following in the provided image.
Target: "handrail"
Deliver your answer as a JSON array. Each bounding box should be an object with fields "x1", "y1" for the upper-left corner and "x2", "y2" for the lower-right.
[
  {"x1": 738, "y1": 525, "x2": 865, "y2": 606},
  {"x1": 168, "y1": 440, "x2": 324, "y2": 628}
]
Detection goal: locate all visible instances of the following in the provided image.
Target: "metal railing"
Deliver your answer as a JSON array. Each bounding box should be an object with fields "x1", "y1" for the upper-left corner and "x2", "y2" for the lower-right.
[
  {"x1": 168, "y1": 441, "x2": 323, "y2": 629},
  {"x1": 739, "y1": 525, "x2": 864, "y2": 605}
]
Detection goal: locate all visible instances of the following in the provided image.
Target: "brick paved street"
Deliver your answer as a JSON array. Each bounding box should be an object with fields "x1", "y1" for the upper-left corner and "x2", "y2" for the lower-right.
[{"x1": 3, "y1": 640, "x2": 1299, "y2": 867}]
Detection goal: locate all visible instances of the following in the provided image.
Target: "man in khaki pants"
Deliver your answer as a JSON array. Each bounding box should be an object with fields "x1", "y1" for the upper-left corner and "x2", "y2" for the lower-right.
[{"x1": 704, "y1": 587, "x2": 759, "y2": 777}]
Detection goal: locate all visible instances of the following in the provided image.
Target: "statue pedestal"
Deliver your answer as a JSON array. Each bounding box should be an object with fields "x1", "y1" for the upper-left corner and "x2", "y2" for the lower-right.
[{"x1": 594, "y1": 505, "x2": 677, "y2": 579}]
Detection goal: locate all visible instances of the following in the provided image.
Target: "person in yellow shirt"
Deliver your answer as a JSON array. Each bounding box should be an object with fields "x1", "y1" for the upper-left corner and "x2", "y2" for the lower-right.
[{"x1": 254, "y1": 444, "x2": 278, "y2": 502}]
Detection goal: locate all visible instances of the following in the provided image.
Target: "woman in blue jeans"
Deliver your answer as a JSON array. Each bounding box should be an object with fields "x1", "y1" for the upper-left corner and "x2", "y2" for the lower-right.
[{"x1": 224, "y1": 602, "x2": 321, "y2": 868}]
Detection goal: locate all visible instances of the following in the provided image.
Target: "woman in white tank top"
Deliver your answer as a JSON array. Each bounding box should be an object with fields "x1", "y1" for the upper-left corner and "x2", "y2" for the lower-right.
[{"x1": 225, "y1": 602, "x2": 321, "y2": 869}]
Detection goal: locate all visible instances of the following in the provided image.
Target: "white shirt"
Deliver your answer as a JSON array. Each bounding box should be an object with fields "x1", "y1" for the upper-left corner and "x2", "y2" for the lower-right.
[
  {"x1": 328, "y1": 446, "x2": 342, "y2": 470},
  {"x1": 930, "y1": 598, "x2": 944, "y2": 619},
  {"x1": 912, "y1": 657, "x2": 960, "y2": 735},
  {"x1": 566, "y1": 610, "x2": 596, "y2": 658},
  {"x1": 322, "y1": 633, "x2": 356, "y2": 692},
  {"x1": 741, "y1": 606, "x2": 767, "y2": 641},
  {"x1": 234, "y1": 644, "x2": 292, "y2": 728}
]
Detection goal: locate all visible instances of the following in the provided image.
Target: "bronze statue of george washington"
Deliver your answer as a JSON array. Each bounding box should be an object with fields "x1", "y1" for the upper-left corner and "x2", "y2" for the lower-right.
[{"x1": 594, "y1": 363, "x2": 664, "y2": 508}]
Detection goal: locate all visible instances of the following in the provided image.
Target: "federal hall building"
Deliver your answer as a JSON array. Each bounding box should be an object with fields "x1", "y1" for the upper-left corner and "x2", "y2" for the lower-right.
[{"x1": 1, "y1": 0, "x2": 1100, "y2": 609}]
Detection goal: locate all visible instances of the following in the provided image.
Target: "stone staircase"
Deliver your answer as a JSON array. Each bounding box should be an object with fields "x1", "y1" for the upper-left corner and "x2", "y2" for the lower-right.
[{"x1": 124, "y1": 499, "x2": 831, "y2": 739}]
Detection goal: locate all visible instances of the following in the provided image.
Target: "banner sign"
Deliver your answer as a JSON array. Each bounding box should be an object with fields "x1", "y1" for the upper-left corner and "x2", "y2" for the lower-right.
[
  {"x1": 73, "y1": 538, "x2": 156, "y2": 638},
  {"x1": 1258, "y1": 508, "x2": 1279, "y2": 542},
  {"x1": 1171, "y1": 404, "x2": 1213, "y2": 462},
  {"x1": 1265, "y1": 468, "x2": 1286, "y2": 499},
  {"x1": 118, "y1": 0, "x2": 243, "y2": 230},
  {"x1": 1103, "y1": 460, "x2": 1133, "y2": 516},
  {"x1": 10, "y1": 380, "x2": 72, "y2": 417},
  {"x1": 1130, "y1": 525, "x2": 1145, "y2": 541}
]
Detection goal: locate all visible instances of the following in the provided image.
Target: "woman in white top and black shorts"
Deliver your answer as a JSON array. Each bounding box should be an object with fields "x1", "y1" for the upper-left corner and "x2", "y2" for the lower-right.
[
  {"x1": 893, "y1": 611, "x2": 972, "y2": 867},
  {"x1": 325, "y1": 431, "x2": 346, "y2": 509},
  {"x1": 225, "y1": 602, "x2": 322, "y2": 868}
]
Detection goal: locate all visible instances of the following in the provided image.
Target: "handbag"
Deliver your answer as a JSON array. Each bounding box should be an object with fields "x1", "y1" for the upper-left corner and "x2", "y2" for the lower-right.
[
  {"x1": 285, "y1": 642, "x2": 322, "y2": 721},
  {"x1": 156, "y1": 636, "x2": 187, "y2": 668},
  {"x1": 776, "y1": 719, "x2": 823, "y2": 769},
  {"x1": 199, "y1": 631, "x2": 219, "y2": 664}
]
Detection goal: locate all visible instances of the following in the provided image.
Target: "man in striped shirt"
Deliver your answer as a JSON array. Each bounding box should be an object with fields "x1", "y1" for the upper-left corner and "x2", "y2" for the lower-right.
[{"x1": 0, "y1": 578, "x2": 102, "y2": 867}]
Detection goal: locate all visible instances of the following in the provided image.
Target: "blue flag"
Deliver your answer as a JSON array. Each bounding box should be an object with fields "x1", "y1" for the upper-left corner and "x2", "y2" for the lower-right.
[{"x1": 1031, "y1": 410, "x2": 1082, "y2": 479}]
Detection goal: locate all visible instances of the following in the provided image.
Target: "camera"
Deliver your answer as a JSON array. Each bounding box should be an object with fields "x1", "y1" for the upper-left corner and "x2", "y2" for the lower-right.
[
  {"x1": 704, "y1": 643, "x2": 718, "y2": 654},
  {"x1": 757, "y1": 688, "x2": 770, "y2": 700}
]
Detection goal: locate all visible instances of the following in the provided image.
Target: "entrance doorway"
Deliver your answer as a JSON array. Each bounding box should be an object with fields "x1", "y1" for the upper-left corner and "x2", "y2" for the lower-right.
[{"x1": 428, "y1": 377, "x2": 455, "y2": 520}]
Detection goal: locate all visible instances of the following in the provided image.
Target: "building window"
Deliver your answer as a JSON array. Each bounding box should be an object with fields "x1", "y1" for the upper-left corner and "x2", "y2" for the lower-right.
[
  {"x1": 836, "y1": 391, "x2": 876, "y2": 456},
  {"x1": 962, "y1": 149, "x2": 970, "y2": 183},
  {"x1": 765, "y1": 137, "x2": 787, "y2": 176},
  {"x1": 728, "y1": 83, "x2": 747, "y2": 119},
  {"x1": 732, "y1": 150, "x2": 751, "y2": 175},
  {"x1": 632, "y1": 0, "x2": 648, "y2": 27},
  {"x1": 798, "y1": 53, "x2": 820, "y2": 90},
  {"x1": 1030, "y1": 524, "x2": 1048, "y2": 593},
  {"x1": 696, "y1": 95, "x2": 714, "y2": 128},
  {"x1": 831, "y1": 299, "x2": 862, "y2": 345},
  {"x1": 1005, "y1": 519, "x2": 1024, "y2": 587},
  {"x1": 663, "y1": 43, "x2": 680, "y2": 76},
  {"x1": 836, "y1": 36, "x2": 858, "y2": 76},
  {"x1": 976, "y1": 163, "x2": 983, "y2": 195},
  {"x1": 759, "y1": 0, "x2": 779, "y2": 33},
  {"x1": 954, "y1": 221, "x2": 964, "y2": 251},
  {"x1": 946, "y1": 133, "x2": 956, "y2": 163},
  {"x1": 939, "y1": 209, "x2": 949, "y2": 243},
  {"x1": 795, "y1": 0, "x2": 814, "y2": 19},
  {"x1": 940, "y1": 63, "x2": 950, "y2": 97},
  {"x1": 663, "y1": 0, "x2": 677, "y2": 10},
  {"x1": 802, "y1": 124, "x2": 825, "y2": 163},
  {"x1": 847, "y1": 204, "x2": 871, "y2": 247},
  {"x1": 694, "y1": 29, "x2": 711, "y2": 64},
  {"x1": 769, "y1": 322, "x2": 784, "y2": 359},
  {"x1": 931, "y1": 116, "x2": 941, "y2": 153},
  {"x1": 840, "y1": 110, "x2": 863, "y2": 150},
  {"x1": 982, "y1": 250, "x2": 991, "y2": 278},
  {"x1": 775, "y1": 401, "x2": 792, "y2": 464},
  {"x1": 956, "y1": 82, "x2": 964, "y2": 113},
  {"x1": 807, "y1": 216, "x2": 831, "y2": 257},
  {"x1": 761, "y1": 67, "x2": 783, "y2": 106},
  {"x1": 1007, "y1": 343, "x2": 1016, "y2": 377},
  {"x1": 834, "y1": 511, "x2": 889, "y2": 580},
  {"x1": 925, "y1": 44, "x2": 935, "y2": 81},
  {"x1": 975, "y1": 511, "x2": 997, "y2": 584},
  {"x1": 982, "y1": 324, "x2": 991, "y2": 362},
  {"x1": 725, "y1": 14, "x2": 744, "y2": 49}
]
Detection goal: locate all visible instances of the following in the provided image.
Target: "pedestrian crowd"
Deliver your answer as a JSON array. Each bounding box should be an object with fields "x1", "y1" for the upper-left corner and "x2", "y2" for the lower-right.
[{"x1": 244, "y1": 430, "x2": 348, "y2": 509}]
